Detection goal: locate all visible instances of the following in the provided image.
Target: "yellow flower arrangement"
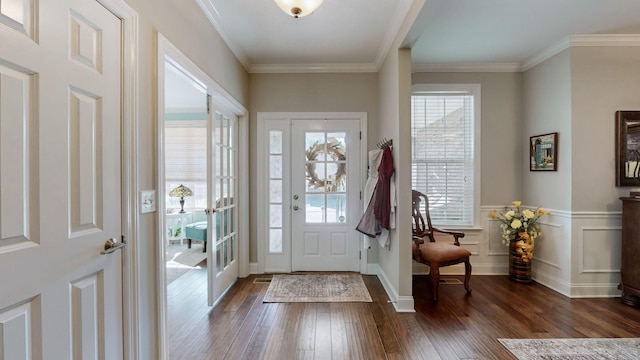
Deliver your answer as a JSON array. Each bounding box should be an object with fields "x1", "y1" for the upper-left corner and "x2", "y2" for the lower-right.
[{"x1": 490, "y1": 201, "x2": 549, "y2": 262}]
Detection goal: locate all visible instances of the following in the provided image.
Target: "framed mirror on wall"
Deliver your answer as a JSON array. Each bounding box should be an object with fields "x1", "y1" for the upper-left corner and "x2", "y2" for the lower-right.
[{"x1": 616, "y1": 110, "x2": 640, "y2": 187}]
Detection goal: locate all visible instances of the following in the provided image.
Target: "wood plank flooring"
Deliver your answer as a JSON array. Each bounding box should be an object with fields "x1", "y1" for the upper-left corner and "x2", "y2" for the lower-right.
[{"x1": 167, "y1": 264, "x2": 640, "y2": 359}]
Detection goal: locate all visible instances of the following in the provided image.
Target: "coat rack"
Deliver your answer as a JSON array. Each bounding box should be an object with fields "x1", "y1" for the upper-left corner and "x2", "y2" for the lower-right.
[{"x1": 377, "y1": 138, "x2": 393, "y2": 149}]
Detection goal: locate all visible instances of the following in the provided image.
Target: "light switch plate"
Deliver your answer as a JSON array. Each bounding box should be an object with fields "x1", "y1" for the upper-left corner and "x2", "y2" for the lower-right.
[{"x1": 140, "y1": 190, "x2": 157, "y2": 214}]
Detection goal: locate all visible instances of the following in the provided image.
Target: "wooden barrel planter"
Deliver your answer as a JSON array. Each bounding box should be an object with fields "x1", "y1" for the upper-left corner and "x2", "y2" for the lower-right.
[{"x1": 509, "y1": 239, "x2": 532, "y2": 283}]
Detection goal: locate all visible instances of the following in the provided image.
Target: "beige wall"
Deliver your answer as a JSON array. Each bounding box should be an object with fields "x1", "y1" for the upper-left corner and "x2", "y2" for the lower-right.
[
  {"x1": 523, "y1": 50, "x2": 572, "y2": 211},
  {"x1": 248, "y1": 73, "x2": 379, "y2": 262},
  {"x1": 570, "y1": 46, "x2": 640, "y2": 211},
  {"x1": 122, "y1": 0, "x2": 249, "y2": 357},
  {"x1": 412, "y1": 72, "x2": 524, "y2": 206},
  {"x1": 375, "y1": 49, "x2": 414, "y2": 306}
]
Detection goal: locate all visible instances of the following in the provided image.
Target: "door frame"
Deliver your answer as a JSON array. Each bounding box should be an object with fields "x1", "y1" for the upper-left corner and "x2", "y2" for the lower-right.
[
  {"x1": 94, "y1": 1, "x2": 139, "y2": 359},
  {"x1": 256, "y1": 112, "x2": 369, "y2": 274},
  {"x1": 156, "y1": 33, "x2": 249, "y2": 360}
]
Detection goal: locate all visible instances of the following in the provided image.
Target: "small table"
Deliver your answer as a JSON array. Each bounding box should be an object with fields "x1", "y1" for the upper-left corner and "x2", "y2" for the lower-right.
[{"x1": 166, "y1": 212, "x2": 192, "y2": 245}]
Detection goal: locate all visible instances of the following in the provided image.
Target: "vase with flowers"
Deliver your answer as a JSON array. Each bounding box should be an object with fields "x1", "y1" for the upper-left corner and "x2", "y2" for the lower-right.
[{"x1": 490, "y1": 201, "x2": 549, "y2": 283}]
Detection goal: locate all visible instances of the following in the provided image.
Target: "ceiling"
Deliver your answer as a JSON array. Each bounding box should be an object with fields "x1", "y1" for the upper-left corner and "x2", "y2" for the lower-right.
[{"x1": 196, "y1": 0, "x2": 640, "y2": 73}]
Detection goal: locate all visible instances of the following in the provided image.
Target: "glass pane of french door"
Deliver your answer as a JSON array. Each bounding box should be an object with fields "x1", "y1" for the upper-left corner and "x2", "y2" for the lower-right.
[{"x1": 207, "y1": 104, "x2": 238, "y2": 305}]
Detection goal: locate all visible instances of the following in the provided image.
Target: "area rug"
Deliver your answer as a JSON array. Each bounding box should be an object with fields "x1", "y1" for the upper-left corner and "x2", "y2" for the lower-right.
[
  {"x1": 263, "y1": 274, "x2": 372, "y2": 303},
  {"x1": 498, "y1": 338, "x2": 640, "y2": 359},
  {"x1": 165, "y1": 243, "x2": 207, "y2": 284}
]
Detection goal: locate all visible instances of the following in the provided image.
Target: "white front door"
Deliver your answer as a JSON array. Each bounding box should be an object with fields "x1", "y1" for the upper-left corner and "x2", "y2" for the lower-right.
[
  {"x1": 259, "y1": 114, "x2": 364, "y2": 273},
  {"x1": 0, "y1": 0, "x2": 124, "y2": 358},
  {"x1": 208, "y1": 107, "x2": 238, "y2": 304},
  {"x1": 291, "y1": 120, "x2": 361, "y2": 271}
]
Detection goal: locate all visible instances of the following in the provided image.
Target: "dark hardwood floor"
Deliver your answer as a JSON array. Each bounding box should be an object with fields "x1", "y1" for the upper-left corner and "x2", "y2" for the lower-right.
[{"x1": 167, "y1": 263, "x2": 640, "y2": 359}]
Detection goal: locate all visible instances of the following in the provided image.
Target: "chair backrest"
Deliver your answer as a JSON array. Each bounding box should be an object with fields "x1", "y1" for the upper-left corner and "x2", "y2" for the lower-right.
[{"x1": 412, "y1": 190, "x2": 435, "y2": 242}]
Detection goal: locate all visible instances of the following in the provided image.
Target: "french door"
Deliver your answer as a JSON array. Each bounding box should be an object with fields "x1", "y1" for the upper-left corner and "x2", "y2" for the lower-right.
[
  {"x1": 208, "y1": 107, "x2": 238, "y2": 303},
  {"x1": 0, "y1": 0, "x2": 126, "y2": 357},
  {"x1": 259, "y1": 113, "x2": 364, "y2": 273}
]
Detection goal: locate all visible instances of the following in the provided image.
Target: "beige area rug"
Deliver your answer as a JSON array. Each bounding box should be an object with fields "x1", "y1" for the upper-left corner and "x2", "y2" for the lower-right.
[
  {"x1": 263, "y1": 274, "x2": 372, "y2": 303},
  {"x1": 499, "y1": 338, "x2": 640, "y2": 359},
  {"x1": 165, "y1": 242, "x2": 207, "y2": 284}
]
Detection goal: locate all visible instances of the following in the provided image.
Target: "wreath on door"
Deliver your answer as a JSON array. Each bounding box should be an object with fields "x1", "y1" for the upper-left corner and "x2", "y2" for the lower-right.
[{"x1": 305, "y1": 141, "x2": 347, "y2": 190}]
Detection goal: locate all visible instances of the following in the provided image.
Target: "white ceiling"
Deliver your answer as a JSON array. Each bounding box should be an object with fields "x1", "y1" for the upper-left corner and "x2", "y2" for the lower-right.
[{"x1": 196, "y1": 0, "x2": 640, "y2": 73}]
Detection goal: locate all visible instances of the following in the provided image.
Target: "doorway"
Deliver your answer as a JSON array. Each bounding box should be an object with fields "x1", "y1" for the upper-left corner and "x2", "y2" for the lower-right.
[
  {"x1": 157, "y1": 33, "x2": 248, "y2": 359},
  {"x1": 257, "y1": 113, "x2": 368, "y2": 273}
]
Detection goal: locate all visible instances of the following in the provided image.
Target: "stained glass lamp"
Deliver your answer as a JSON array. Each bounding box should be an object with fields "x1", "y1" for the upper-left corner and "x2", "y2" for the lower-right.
[{"x1": 169, "y1": 184, "x2": 193, "y2": 213}]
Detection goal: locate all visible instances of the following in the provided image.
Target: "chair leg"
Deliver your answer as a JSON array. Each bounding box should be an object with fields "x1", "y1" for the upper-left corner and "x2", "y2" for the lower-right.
[
  {"x1": 429, "y1": 265, "x2": 440, "y2": 302},
  {"x1": 464, "y1": 258, "x2": 472, "y2": 294},
  {"x1": 187, "y1": 239, "x2": 192, "y2": 249},
  {"x1": 203, "y1": 241, "x2": 206, "y2": 253}
]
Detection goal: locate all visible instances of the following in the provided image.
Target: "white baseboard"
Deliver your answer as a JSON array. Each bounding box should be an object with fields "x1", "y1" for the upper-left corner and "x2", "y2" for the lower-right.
[
  {"x1": 249, "y1": 262, "x2": 258, "y2": 274},
  {"x1": 372, "y1": 264, "x2": 415, "y2": 312}
]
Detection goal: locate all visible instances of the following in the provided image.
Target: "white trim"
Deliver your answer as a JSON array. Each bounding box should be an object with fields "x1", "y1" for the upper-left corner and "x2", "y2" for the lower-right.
[
  {"x1": 95, "y1": 1, "x2": 139, "y2": 359},
  {"x1": 412, "y1": 63, "x2": 522, "y2": 73},
  {"x1": 238, "y1": 113, "x2": 250, "y2": 278},
  {"x1": 374, "y1": 264, "x2": 415, "y2": 312},
  {"x1": 570, "y1": 34, "x2": 640, "y2": 47},
  {"x1": 249, "y1": 63, "x2": 377, "y2": 74},
  {"x1": 156, "y1": 33, "x2": 248, "y2": 360},
  {"x1": 193, "y1": 0, "x2": 250, "y2": 72},
  {"x1": 374, "y1": 0, "x2": 415, "y2": 70},
  {"x1": 413, "y1": 34, "x2": 640, "y2": 74},
  {"x1": 521, "y1": 36, "x2": 572, "y2": 71}
]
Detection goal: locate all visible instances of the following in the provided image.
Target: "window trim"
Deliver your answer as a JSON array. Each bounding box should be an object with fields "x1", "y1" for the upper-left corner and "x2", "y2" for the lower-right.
[{"x1": 411, "y1": 83, "x2": 481, "y2": 229}]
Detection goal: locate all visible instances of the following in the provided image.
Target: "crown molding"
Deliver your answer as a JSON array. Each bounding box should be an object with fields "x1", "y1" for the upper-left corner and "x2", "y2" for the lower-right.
[
  {"x1": 412, "y1": 62, "x2": 522, "y2": 73},
  {"x1": 570, "y1": 34, "x2": 640, "y2": 47},
  {"x1": 374, "y1": 0, "x2": 420, "y2": 70},
  {"x1": 249, "y1": 63, "x2": 378, "y2": 74},
  {"x1": 413, "y1": 34, "x2": 640, "y2": 73},
  {"x1": 194, "y1": 0, "x2": 251, "y2": 72},
  {"x1": 521, "y1": 36, "x2": 572, "y2": 71},
  {"x1": 522, "y1": 34, "x2": 640, "y2": 71}
]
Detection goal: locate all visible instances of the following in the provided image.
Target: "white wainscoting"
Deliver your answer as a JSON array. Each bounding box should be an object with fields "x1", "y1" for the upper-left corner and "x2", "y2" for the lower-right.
[{"x1": 410, "y1": 206, "x2": 623, "y2": 299}]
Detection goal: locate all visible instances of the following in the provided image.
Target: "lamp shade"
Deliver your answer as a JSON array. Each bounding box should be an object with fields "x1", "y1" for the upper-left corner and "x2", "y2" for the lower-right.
[
  {"x1": 273, "y1": 0, "x2": 323, "y2": 18},
  {"x1": 169, "y1": 184, "x2": 193, "y2": 198}
]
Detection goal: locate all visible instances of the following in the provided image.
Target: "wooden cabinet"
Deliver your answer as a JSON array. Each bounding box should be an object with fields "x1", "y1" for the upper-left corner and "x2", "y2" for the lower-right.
[{"x1": 619, "y1": 197, "x2": 640, "y2": 307}]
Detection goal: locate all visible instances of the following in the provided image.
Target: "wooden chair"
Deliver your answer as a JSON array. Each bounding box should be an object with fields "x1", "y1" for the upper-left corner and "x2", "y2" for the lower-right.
[{"x1": 411, "y1": 190, "x2": 472, "y2": 301}]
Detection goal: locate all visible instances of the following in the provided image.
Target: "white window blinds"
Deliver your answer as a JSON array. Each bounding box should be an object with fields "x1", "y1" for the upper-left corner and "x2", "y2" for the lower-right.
[
  {"x1": 165, "y1": 125, "x2": 207, "y2": 182},
  {"x1": 411, "y1": 90, "x2": 476, "y2": 226}
]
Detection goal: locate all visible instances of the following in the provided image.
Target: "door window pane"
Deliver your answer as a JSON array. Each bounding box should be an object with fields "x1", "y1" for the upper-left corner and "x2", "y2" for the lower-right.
[
  {"x1": 303, "y1": 131, "x2": 347, "y2": 223},
  {"x1": 327, "y1": 194, "x2": 347, "y2": 223},
  {"x1": 306, "y1": 194, "x2": 325, "y2": 223},
  {"x1": 268, "y1": 130, "x2": 284, "y2": 253},
  {"x1": 269, "y1": 229, "x2": 282, "y2": 253}
]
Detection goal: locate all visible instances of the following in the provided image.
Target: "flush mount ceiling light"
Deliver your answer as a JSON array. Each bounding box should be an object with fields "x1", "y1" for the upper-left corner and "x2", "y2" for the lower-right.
[{"x1": 273, "y1": 0, "x2": 324, "y2": 18}]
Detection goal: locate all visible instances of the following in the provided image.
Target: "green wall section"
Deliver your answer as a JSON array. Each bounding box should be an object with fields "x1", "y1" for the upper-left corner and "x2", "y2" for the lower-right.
[{"x1": 165, "y1": 112, "x2": 207, "y2": 120}]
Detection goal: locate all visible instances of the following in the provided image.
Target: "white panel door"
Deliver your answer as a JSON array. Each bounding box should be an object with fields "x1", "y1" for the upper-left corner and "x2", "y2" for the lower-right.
[
  {"x1": 291, "y1": 119, "x2": 361, "y2": 271},
  {"x1": 0, "y1": 0, "x2": 124, "y2": 358}
]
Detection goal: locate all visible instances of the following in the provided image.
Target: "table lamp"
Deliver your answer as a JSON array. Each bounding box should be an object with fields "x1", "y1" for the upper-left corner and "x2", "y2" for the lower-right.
[{"x1": 169, "y1": 184, "x2": 193, "y2": 213}]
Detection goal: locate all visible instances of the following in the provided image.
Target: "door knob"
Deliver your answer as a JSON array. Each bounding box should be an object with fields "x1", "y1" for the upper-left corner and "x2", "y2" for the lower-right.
[
  {"x1": 100, "y1": 238, "x2": 126, "y2": 255},
  {"x1": 293, "y1": 205, "x2": 299, "y2": 211}
]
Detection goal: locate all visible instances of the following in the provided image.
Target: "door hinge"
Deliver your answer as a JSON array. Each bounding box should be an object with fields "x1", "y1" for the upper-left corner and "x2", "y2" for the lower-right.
[
  {"x1": 359, "y1": 131, "x2": 362, "y2": 140},
  {"x1": 359, "y1": 251, "x2": 361, "y2": 260},
  {"x1": 360, "y1": 191, "x2": 362, "y2": 200},
  {"x1": 206, "y1": 94, "x2": 211, "y2": 114}
]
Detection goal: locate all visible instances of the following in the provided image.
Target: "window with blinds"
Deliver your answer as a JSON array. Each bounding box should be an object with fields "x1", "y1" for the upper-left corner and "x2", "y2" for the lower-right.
[
  {"x1": 165, "y1": 122, "x2": 207, "y2": 211},
  {"x1": 411, "y1": 85, "x2": 480, "y2": 227}
]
